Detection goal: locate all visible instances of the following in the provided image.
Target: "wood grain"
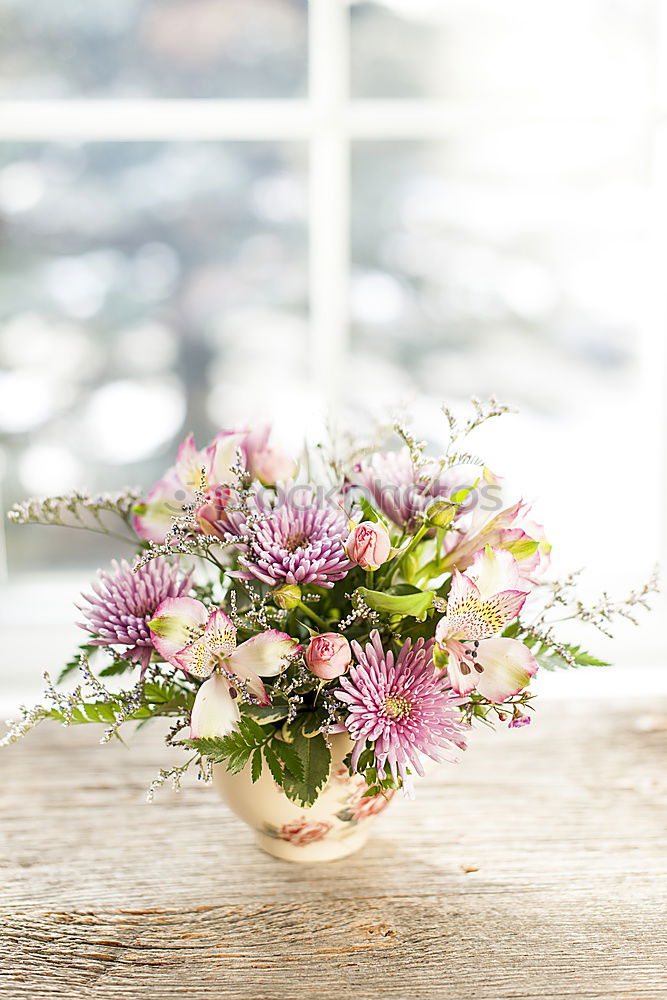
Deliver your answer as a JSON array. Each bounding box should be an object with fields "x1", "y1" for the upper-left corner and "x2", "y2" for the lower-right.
[{"x1": 1, "y1": 697, "x2": 666, "y2": 1000}]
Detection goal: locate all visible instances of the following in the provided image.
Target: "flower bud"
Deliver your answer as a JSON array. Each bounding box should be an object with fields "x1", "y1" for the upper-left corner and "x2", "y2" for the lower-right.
[
  {"x1": 425, "y1": 499, "x2": 456, "y2": 529},
  {"x1": 345, "y1": 520, "x2": 391, "y2": 571},
  {"x1": 250, "y1": 447, "x2": 297, "y2": 486},
  {"x1": 273, "y1": 583, "x2": 302, "y2": 610},
  {"x1": 196, "y1": 486, "x2": 236, "y2": 540},
  {"x1": 305, "y1": 633, "x2": 352, "y2": 680}
]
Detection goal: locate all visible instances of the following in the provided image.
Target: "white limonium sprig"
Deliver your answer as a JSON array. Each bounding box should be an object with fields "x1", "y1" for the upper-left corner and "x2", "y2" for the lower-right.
[
  {"x1": 530, "y1": 567, "x2": 660, "y2": 640},
  {"x1": 8, "y1": 488, "x2": 142, "y2": 543},
  {"x1": 394, "y1": 422, "x2": 428, "y2": 469},
  {"x1": 443, "y1": 396, "x2": 516, "y2": 442},
  {"x1": 147, "y1": 757, "x2": 198, "y2": 803}
]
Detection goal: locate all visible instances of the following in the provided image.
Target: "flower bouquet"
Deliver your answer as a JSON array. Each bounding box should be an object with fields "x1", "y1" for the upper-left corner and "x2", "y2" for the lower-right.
[{"x1": 4, "y1": 402, "x2": 655, "y2": 862}]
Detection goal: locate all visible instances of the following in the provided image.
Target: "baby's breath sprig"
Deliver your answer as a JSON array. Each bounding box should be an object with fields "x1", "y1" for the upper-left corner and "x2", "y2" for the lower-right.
[
  {"x1": 164, "y1": 717, "x2": 190, "y2": 746},
  {"x1": 147, "y1": 756, "x2": 198, "y2": 802},
  {"x1": 0, "y1": 702, "x2": 51, "y2": 747},
  {"x1": 569, "y1": 567, "x2": 660, "y2": 636},
  {"x1": 534, "y1": 569, "x2": 584, "y2": 616},
  {"x1": 337, "y1": 591, "x2": 381, "y2": 632},
  {"x1": 442, "y1": 396, "x2": 515, "y2": 443},
  {"x1": 530, "y1": 566, "x2": 659, "y2": 638},
  {"x1": 394, "y1": 422, "x2": 428, "y2": 468}
]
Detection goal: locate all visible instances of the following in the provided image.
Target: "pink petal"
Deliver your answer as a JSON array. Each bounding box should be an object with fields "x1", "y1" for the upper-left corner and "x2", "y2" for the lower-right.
[
  {"x1": 148, "y1": 596, "x2": 209, "y2": 665},
  {"x1": 482, "y1": 589, "x2": 528, "y2": 627},
  {"x1": 443, "y1": 640, "x2": 477, "y2": 696},
  {"x1": 228, "y1": 630, "x2": 300, "y2": 679},
  {"x1": 174, "y1": 609, "x2": 237, "y2": 678},
  {"x1": 467, "y1": 545, "x2": 523, "y2": 599},
  {"x1": 175, "y1": 433, "x2": 209, "y2": 493},
  {"x1": 208, "y1": 432, "x2": 246, "y2": 486},
  {"x1": 133, "y1": 474, "x2": 189, "y2": 544},
  {"x1": 473, "y1": 637, "x2": 538, "y2": 702},
  {"x1": 447, "y1": 568, "x2": 481, "y2": 615}
]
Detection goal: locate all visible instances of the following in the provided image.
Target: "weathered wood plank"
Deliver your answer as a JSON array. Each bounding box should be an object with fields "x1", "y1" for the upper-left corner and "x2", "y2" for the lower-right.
[{"x1": 1, "y1": 698, "x2": 666, "y2": 1000}]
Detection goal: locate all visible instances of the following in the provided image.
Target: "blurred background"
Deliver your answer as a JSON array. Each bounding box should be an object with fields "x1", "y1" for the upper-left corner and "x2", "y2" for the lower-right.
[{"x1": 1, "y1": 0, "x2": 666, "y2": 699}]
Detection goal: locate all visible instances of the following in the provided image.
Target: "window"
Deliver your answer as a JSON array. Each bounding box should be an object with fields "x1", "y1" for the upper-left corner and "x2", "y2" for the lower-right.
[{"x1": 1, "y1": 0, "x2": 664, "y2": 663}]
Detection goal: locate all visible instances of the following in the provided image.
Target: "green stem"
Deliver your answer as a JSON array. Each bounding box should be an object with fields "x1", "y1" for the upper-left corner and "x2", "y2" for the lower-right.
[
  {"x1": 295, "y1": 600, "x2": 329, "y2": 631},
  {"x1": 387, "y1": 524, "x2": 429, "y2": 585},
  {"x1": 203, "y1": 551, "x2": 226, "y2": 572}
]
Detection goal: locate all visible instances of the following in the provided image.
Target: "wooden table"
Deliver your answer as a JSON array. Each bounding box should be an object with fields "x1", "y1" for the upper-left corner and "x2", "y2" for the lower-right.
[{"x1": 1, "y1": 696, "x2": 666, "y2": 1000}]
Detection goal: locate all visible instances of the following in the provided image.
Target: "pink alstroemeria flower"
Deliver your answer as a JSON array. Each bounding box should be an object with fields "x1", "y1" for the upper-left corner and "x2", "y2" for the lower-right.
[
  {"x1": 441, "y1": 484, "x2": 551, "y2": 582},
  {"x1": 134, "y1": 427, "x2": 296, "y2": 543},
  {"x1": 133, "y1": 432, "x2": 246, "y2": 543},
  {"x1": 435, "y1": 547, "x2": 537, "y2": 702},
  {"x1": 148, "y1": 596, "x2": 299, "y2": 737}
]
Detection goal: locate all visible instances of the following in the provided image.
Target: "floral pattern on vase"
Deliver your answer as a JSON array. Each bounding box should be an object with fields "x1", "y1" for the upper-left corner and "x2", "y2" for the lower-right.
[
  {"x1": 214, "y1": 732, "x2": 395, "y2": 862},
  {"x1": 274, "y1": 817, "x2": 333, "y2": 847}
]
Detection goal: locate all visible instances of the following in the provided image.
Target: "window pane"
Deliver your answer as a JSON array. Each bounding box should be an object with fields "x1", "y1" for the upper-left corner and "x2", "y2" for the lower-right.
[
  {"x1": 350, "y1": 0, "x2": 656, "y2": 102},
  {"x1": 0, "y1": 0, "x2": 307, "y2": 98},
  {"x1": 348, "y1": 129, "x2": 659, "y2": 591},
  {"x1": 0, "y1": 141, "x2": 308, "y2": 572}
]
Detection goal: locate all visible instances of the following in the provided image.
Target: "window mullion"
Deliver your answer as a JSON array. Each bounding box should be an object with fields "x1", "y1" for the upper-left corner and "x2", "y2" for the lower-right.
[
  {"x1": 0, "y1": 100, "x2": 313, "y2": 140},
  {"x1": 308, "y1": 0, "x2": 349, "y2": 410}
]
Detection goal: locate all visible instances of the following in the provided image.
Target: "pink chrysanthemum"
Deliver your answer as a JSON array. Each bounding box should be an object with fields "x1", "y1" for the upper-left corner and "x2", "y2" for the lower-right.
[
  {"x1": 77, "y1": 558, "x2": 192, "y2": 671},
  {"x1": 348, "y1": 450, "x2": 461, "y2": 531},
  {"x1": 336, "y1": 631, "x2": 467, "y2": 796},
  {"x1": 235, "y1": 490, "x2": 353, "y2": 589}
]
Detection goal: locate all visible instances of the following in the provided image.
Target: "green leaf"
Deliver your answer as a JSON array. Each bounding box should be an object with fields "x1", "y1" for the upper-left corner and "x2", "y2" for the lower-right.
[
  {"x1": 450, "y1": 483, "x2": 478, "y2": 505},
  {"x1": 433, "y1": 645, "x2": 448, "y2": 670},
  {"x1": 356, "y1": 496, "x2": 389, "y2": 528},
  {"x1": 98, "y1": 659, "x2": 135, "y2": 677},
  {"x1": 184, "y1": 733, "x2": 245, "y2": 763},
  {"x1": 569, "y1": 648, "x2": 610, "y2": 667},
  {"x1": 357, "y1": 587, "x2": 435, "y2": 621},
  {"x1": 251, "y1": 748, "x2": 263, "y2": 783},
  {"x1": 142, "y1": 681, "x2": 193, "y2": 716},
  {"x1": 534, "y1": 642, "x2": 610, "y2": 671},
  {"x1": 227, "y1": 745, "x2": 253, "y2": 774},
  {"x1": 272, "y1": 739, "x2": 304, "y2": 781},
  {"x1": 238, "y1": 716, "x2": 271, "y2": 744},
  {"x1": 299, "y1": 710, "x2": 328, "y2": 738},
  {"x1": 503, "y1": 538, "x2": 540, "y2": 561},
  {"x1": 362, "y1": 784, "x2": 382, "y2": 798},
  {"x1": 500, "y1": 623, "x2": 610, "y2": 672},
  {"x1": 57, "y1": 644, "x2": 96, "y2": 684},
  {"x1": 262, "y1": 743, "x2": 285, "y2": 786},
  {"x1": 282, "y1": 723, "x2": 331, "y2": 807},
  {"x1": 243, "y1": 697, "x2": 290, "y2": 724}
]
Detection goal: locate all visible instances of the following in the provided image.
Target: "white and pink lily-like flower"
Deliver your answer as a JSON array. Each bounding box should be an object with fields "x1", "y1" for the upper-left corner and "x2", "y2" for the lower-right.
[
  {"x1": 134, "y1": 426, "x2": 296, "y2": 544},
  {"x1": 435, "y1": 546, "x2": 538, "y2": 702},
  {"x1": 439, "y1": 467, "x2": 551, "y2": 583},
  {"x1": 148, "y1": 596, "x2": 300, "y2": 738}
]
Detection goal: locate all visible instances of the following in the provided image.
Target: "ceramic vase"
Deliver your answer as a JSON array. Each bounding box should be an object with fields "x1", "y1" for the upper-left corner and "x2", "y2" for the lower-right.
[{"x1": 213, "y1": 733, "x2": 394, "y2": 862}]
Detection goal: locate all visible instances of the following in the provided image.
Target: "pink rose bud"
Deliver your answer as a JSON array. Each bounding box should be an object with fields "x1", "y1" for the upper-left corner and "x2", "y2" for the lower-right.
[
  {"x1": 305, "y1": 633, "x2": 352, "y2": 680},
  {"x1": 250, "y1": 447, "x2": 297, "y2": 486},
  {"x1": 345, "y1": 520, "x2": 391, "y2": 570}
]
